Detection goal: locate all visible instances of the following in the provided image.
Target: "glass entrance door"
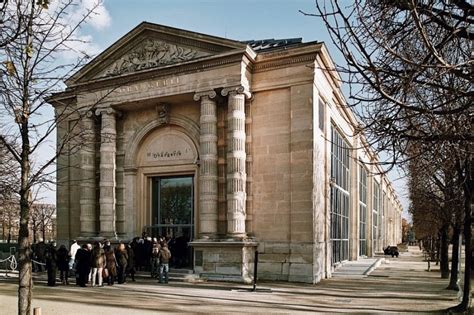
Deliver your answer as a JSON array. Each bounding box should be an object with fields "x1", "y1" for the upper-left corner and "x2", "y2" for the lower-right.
[{"x1": 149, "y1": 176, "x2": 193, "y2": 268}]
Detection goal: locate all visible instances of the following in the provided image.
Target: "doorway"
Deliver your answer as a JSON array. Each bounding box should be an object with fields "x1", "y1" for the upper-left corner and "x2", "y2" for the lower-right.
[{"x1": 149, "y1": 175, "x2": 194, "y2": 268}]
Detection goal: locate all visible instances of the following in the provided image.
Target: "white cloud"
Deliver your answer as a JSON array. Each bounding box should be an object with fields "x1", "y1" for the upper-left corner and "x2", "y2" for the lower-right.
[
  {"x1": 81, "y1": 0, "x2": 112, "y2": 30},
  {"x1": 39, "y1": 0, "x2": 111, "y2": 60}
]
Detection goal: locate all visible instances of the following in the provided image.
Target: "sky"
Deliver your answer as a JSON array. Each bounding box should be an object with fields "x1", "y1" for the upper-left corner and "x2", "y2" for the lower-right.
[{"x1": 38, "y1": 0, "x2": 410, "y2": 218}]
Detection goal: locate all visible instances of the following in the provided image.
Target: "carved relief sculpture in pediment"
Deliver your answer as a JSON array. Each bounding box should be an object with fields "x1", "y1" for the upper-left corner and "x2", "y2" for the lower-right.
[{"x1": 99, "y1": 39, "x2": 211, "y2": 77}]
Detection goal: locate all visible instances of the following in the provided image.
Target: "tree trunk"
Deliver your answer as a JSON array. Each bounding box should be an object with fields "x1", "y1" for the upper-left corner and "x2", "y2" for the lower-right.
[
  {"x1": 18, "y1": 121, "x2": 32, "y2": 315},
  {"x1": 32, "y1": 225, "x2": 36, "y2": 244},
  {"x1": 18, "y1": 186, "x2": 32, "y2": 315},
  {"x1": 436, "y1": 235, "x2": 440, "y2": 265},
  {"x1": 446, "y1": 225, "x2": 460, "y2": 290},
  {"x1": 18, "y1": 4, "x2": 35, "y2": 314},
  {"x1": 458, "y1": 192, "x2": 472, "y2": 312},
  {"x1": 450, "y1": 159, "x2": 472, "y2": 313},
  {"x1": 18, "y1": 132, "x2": 32, "y2": 315},
  {"x1": 8, "y1": 214, "x2": 12, "y2": 244},
  {"x1": 440, "y1": 224, "x2": 449, "y2": 279},
  {"x1": 42, "y1": 221, "x2": 45, "y2": 242}
]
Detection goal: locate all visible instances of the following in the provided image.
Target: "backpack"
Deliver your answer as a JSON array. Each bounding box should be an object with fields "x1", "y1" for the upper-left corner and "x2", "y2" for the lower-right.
[{"x1": 160, "y1": 248, "x2": 171, "y2": 260}]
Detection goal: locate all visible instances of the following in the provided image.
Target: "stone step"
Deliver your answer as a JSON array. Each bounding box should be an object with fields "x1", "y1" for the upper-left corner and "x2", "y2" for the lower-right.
[{"x1": 137, "y1": 269, "x2": 201, "y2": 283}]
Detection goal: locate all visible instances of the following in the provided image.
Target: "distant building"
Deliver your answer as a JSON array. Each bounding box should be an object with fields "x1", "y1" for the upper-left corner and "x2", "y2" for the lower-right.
[{"x1": 49, "y1": 22, "x2": 403, "y2": 283}]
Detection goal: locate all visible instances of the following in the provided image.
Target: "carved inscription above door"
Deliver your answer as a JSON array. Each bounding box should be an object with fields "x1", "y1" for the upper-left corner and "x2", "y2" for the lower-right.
[{"x1": 137, "y1": 128, "x2": 197, "y2": 166}]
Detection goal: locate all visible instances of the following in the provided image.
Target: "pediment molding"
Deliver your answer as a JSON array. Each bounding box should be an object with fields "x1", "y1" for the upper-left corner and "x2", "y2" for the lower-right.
[
  {"x1": 97, "y1": 37, "x2": 213, "y2": 78},
  {"x1": 67, "y1": 22, "x2": 247, "y2": 85}
]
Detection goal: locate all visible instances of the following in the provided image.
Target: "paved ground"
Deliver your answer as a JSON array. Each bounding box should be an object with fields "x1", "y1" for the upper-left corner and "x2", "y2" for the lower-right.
[
  {"x1": 0, "y1": 246, "x2": 463, "y2": 314},
  {"x1": 332, "y1": 257, "x2": 381, "y2": 278}
]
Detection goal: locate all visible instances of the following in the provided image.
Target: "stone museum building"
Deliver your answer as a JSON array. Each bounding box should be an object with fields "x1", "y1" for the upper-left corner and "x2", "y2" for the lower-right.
[{"x1": 49, "y1": 22, "x2": 403, "y2": 283}]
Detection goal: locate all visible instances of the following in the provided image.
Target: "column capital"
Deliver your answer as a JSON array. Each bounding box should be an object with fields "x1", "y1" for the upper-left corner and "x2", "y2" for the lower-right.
[
  {"x1": 221, "y1": 85, "x2": 251, "y2": 99},
  {"x1": 95, "y1": 107, "x2": 121, "y2": 117},
  {"x1": 193, "y1": 90, "x2": 217, "y2": 101},
  {"x1": 77, "y1": 107, "x2": 95, "y2": 118}
]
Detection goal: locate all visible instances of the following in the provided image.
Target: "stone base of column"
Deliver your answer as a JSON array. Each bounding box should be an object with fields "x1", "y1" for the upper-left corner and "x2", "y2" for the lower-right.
[
  {"x1": 79, "y1": 231, "x2": 97, "y2": 238},
  {"x1": 76, "y1": 236, "x2": 107, "y2": 243},
  {"x1": 198, "y1": 233, "x2": 218, "y2": 240},
  {"x1": 190, "y1": 239, "x2": 258, "y2": 283},
  {"x1": 99, "y1": 232, "x2": 118, "y2": 240}
]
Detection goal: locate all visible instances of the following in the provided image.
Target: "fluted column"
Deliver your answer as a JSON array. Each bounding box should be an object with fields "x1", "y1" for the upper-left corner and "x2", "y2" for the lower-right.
[
  {"x1": 194, "y1": 90, "x2": 218, "y2": 239},
  {"x1": 96, "y1": 107, "x2": 119, "y2": 239},
  {"x1": 222, "y1": 86, "x2": 251, "y2": 238},
  {"x1": 79, "y1": 110, "x2": 97, "y2": 237}
]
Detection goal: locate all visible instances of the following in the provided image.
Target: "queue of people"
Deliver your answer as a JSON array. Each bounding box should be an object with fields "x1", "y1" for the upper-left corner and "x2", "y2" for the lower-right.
[{"x1": 32, "y1": 234, "x2": 173, "y2": 287}]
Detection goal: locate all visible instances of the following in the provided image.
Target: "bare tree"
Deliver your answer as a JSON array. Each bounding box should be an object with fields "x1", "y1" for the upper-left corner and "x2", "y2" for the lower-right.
[
  {"x1": 408, "y1": 146, "x2": 463, "y2": 284},
  {"x1": 29, "y1": 203, "x2": 55, "y2": 243},
  {"x1": 305, "y1": 1, "x2": 472, "y2": 311},
  {"x1": 0, "y1": 0, "x2": 25, "y2": 48},
  {"x1": 0, "y1": 138, "x2": 20, "y2": 243},
  {"x1": 0, "y1": 1, "x2": 106, "y2": 314},
  {"x1": 0, "y1": 198, "x2": 19, "y2": 243}
]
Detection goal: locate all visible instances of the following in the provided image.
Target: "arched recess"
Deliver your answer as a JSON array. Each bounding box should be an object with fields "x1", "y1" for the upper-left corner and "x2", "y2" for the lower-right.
[
  {"x1": 122, "y1": 114, "x2": 200, "y2": 239},
  {"x1": 124, "y1": 114, "x2": 200, "y2": 169}
]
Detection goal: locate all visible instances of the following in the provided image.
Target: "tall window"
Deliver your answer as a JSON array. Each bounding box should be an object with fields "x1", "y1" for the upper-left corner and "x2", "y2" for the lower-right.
[
  {"x1": 330, "y1": 126, "x2": 350, "y2": 264},
  {"x1": 372, "y1": 181, "x2": 380, "y2": 252},
  {"x1": 319, "y1": 98, "x2": 325, "y2": 131},
  {"x1": 359, "y1": 165, "x2": 368, "y2": 256},
  {"x1": 382, "y1": 191, "x2": 387, "y2": 247}
]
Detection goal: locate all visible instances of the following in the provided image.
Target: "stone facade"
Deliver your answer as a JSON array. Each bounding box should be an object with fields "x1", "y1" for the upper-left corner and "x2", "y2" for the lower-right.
[{"x1": 49, "y1": 22, "x2": 403, "y2": 284}]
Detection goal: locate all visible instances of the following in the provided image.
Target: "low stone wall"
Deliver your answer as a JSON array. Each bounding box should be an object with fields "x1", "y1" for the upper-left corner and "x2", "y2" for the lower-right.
[
  {"x1": 257, "y1": 241, "x2": 317, "y2": 283},
  {"x1": 191, "y1": 240, "x2": 257, "y2": 283}
]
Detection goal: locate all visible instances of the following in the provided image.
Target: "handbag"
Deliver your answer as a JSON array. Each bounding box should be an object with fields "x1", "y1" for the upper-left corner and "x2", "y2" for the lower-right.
[{"x1": 102, "y1": 268, "x2": 109, "y2": 278}]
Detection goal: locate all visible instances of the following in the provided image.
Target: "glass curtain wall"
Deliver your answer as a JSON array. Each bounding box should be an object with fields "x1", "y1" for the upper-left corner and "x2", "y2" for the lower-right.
[
  {"x1": 372, "y1": 181, "x2": 380, "y2": 253},
  {"x1": 330, "y1": 126, "x2": 351, "y2": 264},
  {"x1": 382, "y1": 191, "x2": 387, "y2": 248},
  {"x1": 359, "y1": 165, "x2": 368, "y2": 256}
]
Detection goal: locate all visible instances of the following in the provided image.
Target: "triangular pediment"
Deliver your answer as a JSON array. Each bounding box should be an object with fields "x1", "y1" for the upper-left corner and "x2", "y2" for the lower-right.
[
  {"x1": 96, "y1": 37, "x2": 213, "y2": 78},
  {"x1": 67, "y1": 22, "x2": 247, "y2": 85}
]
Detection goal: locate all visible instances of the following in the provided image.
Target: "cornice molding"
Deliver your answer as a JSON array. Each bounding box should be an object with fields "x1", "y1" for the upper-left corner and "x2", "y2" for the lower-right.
[
  {"x1": 253, "y1": 53, "x2": 317, "y2": 72},
  {"x1": 71, "y1": 52, "x2": 245, "y2": 93}
]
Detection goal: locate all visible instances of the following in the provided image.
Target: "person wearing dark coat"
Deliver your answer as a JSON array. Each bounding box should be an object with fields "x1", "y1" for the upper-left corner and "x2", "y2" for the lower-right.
[
  {"x1": 56, "y1": 244, "x2": 70, "y2": 285},
  {"x1": 75, "y1": 244, "x2": 92, "y2": 287},
  {"x1": 104, "y1": 244, "x2": 117, "y2": 285},
  {"x1": 35, "y1": 240, "x2": 47, "y2": 272},
  {"x1": 44, "y1": 242, "x2": 58, "y2": 286},
  {"x1": 126, "y1": 243, "x2": 136, "y2": 282},
  {"x1": 115, "y1": 243, "x2": 128, "y2": 284},
  {"x1": 143, "y1": 237, "x2": 153, "y2": 270}
]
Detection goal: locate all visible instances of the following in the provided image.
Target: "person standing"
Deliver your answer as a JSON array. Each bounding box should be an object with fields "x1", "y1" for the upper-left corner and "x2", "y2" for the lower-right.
[
  {"x1": 75, "y1": 244, "x2": 92, "y2": 287},
  {"x1": 126, "y1": 243, "x2": 136, "y2": 282},
  {"x1": 56, "y1": 244, "x2": 70, "y2": 285},
  {"x1": 104, "y1": 243, "x2": 117, "y2": 285},
  {"x1": 44, "y1": 242, "x2": 58, "y2": 286},
  {"x1": 35, "y1": 239, "x2": 47, "y2": 272},
  {"x1": 90, "y1": 241, "x2": 106, "y2": 286},
  {"x1": 158, "y1": 243, "x2": 171, "y2": 284},
  {"x1": 69, "y1": 239, "x2": 80, "y2": 271},
  {"x1": 150, "y1": 242, "x2": 161, "y2": 279},
  {"x1": 115, "y1": 243, "x2": 128, "y2": 284}
]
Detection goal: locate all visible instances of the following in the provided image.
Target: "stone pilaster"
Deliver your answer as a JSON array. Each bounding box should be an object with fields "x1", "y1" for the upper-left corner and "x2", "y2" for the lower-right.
[
  {"x1": 96, "y1": 107, "x2": 119, "y2": 239},
  {"x1": 79, "y1": 110, "x2": 97, "y2": 237},
  {"x1": 194, "y1": 90, "x2": 218, "y2": 239},
  {"x1": 222, "y1": 86, "x2": 251, "y2": 238}
]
